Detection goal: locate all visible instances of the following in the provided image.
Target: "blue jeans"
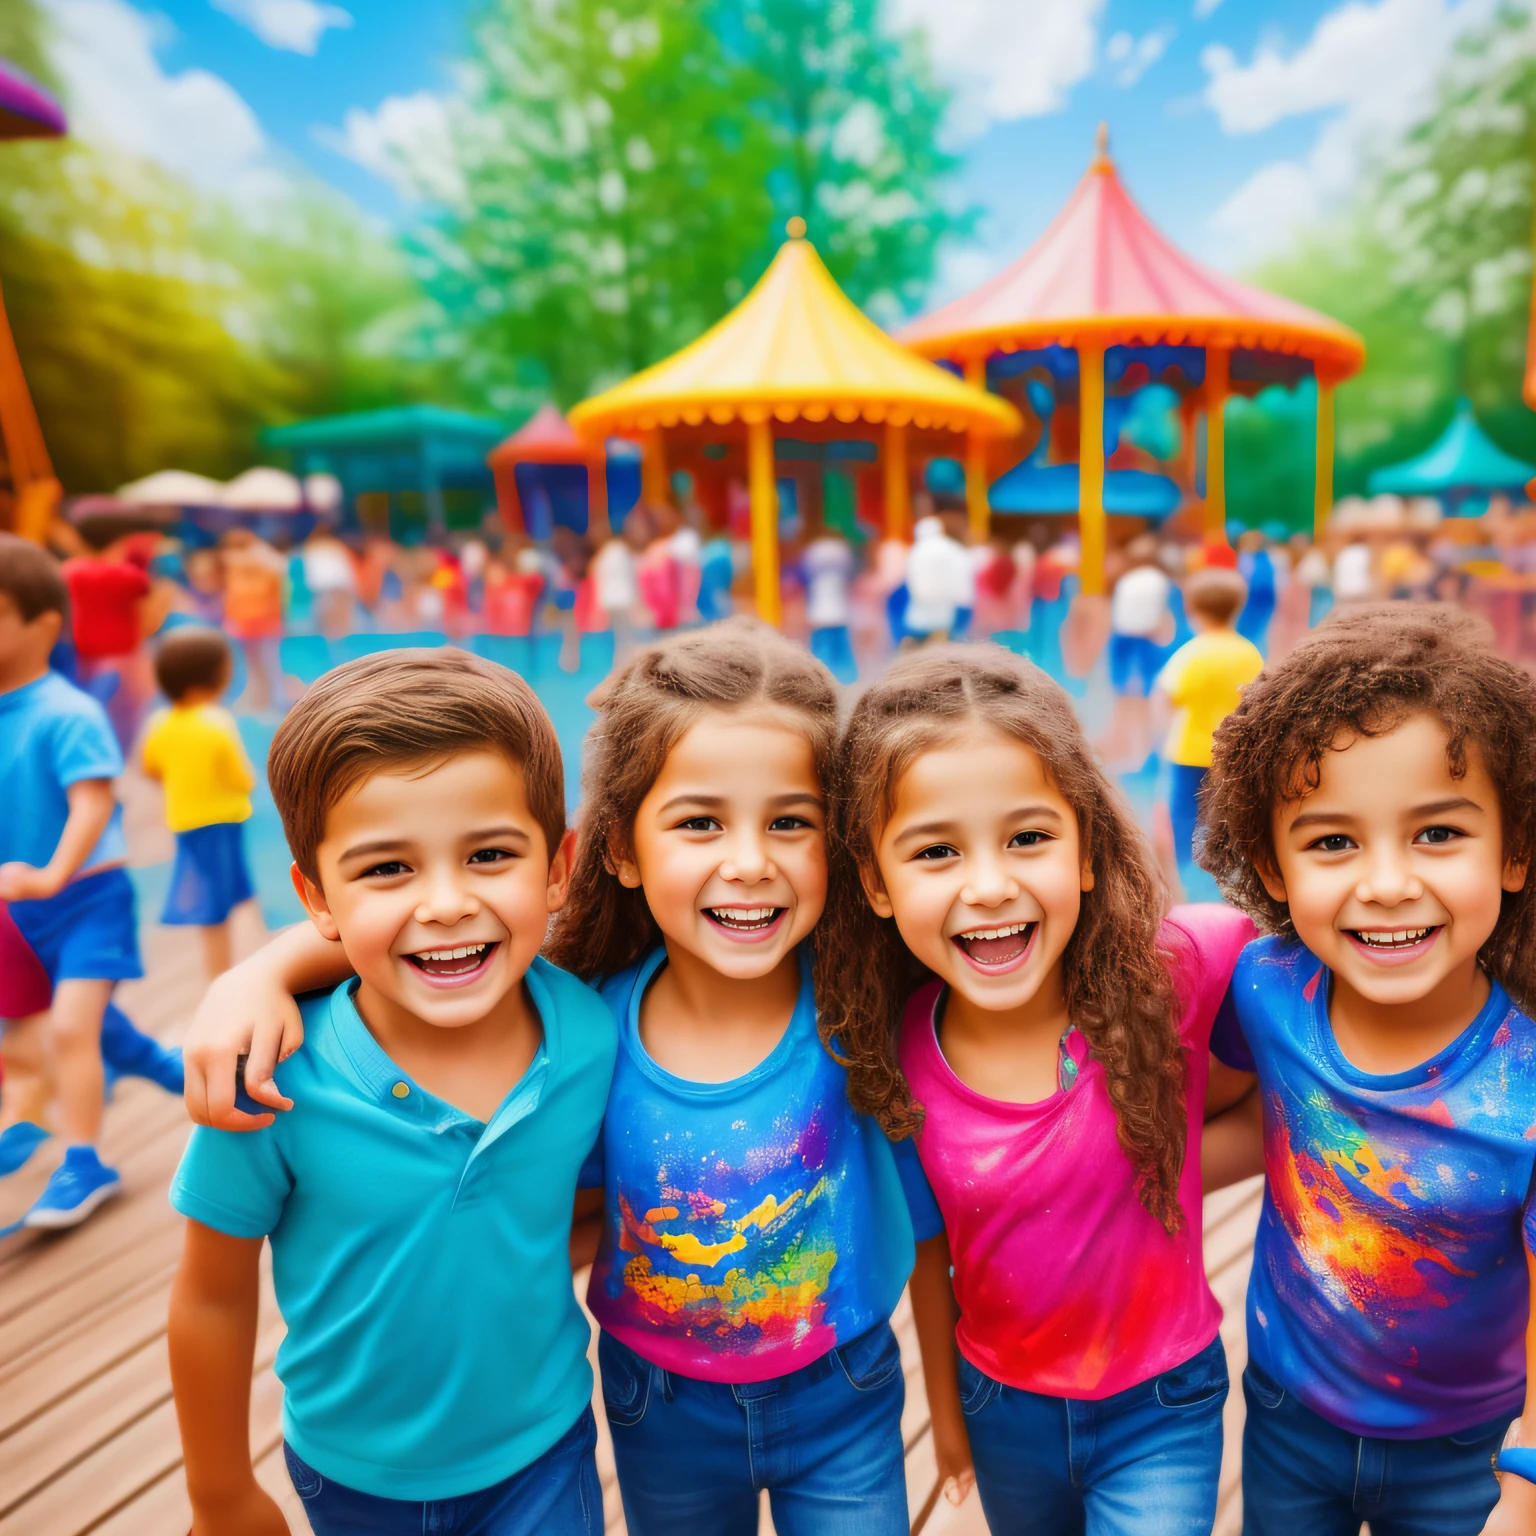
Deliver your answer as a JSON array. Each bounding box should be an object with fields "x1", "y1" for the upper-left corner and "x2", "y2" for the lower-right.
[
  {"x1": 959, "y1": 1334, "x2": 1229, "y2": 1536},
  {"x1": 598, "y1": 1321, "x2": 908, "y2": 1536},
  {"x1": 1169, "y1": 763, "x2": 1208, "y2": 873},
  {"x1": 283, "y1": 1406, "x2": 602, "y2": 1536},
  {"x1": 1241, "y1": 1361, "x2": 1509, "y2": 1535}
]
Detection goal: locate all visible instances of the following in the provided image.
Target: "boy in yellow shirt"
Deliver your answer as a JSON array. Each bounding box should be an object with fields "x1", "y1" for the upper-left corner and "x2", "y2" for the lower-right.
[
  {"x1": 142, "y1": 627, "x2": 257, "y2": 979},
  {"x1": 1156, "y1": 567, "x2": 1264, "y2": 874}
]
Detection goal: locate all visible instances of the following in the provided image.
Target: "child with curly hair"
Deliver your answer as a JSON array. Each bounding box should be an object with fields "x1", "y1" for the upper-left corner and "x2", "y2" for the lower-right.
[
  {"x1": 1199, "y1": 605, "x2": 1536, "y2": 1536},
  {"x1": 822, "y1": 643, "x2": 1257, "y2": 1536}
]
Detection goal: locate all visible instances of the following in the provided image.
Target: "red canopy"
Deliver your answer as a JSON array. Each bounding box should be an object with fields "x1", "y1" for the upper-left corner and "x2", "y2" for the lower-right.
[
  {"x1": 902, "y1": 135, "x2": 1364, "y2": 388},
  {"x1": 487, "y1": 404, "x2": 607, "y2": 537}
]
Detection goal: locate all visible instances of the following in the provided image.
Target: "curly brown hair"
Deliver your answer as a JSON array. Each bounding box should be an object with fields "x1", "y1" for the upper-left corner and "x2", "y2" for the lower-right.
[
  {"x1": 1199, "y1": 604, "x2": 1536, "y2": 1009},
  {"x1": 819, "y1": 644, "x2": 1189, "y2": 1233},
  {"x1": 544, "y1": 618, "x2": 840, "y2": 983}
]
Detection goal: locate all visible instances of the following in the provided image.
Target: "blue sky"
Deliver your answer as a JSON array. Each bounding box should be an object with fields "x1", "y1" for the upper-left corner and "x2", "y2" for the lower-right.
[{"x1": 40, "y1": 0, "x2": 1484, "y2": 297}]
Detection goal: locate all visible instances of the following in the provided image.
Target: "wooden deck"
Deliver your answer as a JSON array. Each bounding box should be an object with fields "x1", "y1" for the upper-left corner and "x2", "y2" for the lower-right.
[{"x1": 0, "y1": 770, "x2": 1264, "y2": 1536}]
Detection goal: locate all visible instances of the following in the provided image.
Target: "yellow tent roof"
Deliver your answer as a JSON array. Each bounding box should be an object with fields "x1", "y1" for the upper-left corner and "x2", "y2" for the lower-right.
[{"x1": 569, "y1": 231, "x2": 1021, "y2": 441}]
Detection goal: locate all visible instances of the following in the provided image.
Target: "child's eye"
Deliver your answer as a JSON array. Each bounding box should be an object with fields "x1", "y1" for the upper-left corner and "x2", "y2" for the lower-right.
[
  {"x1": 1009, "y1": 830, "x2": 1050, "y2": 849},
  {"x1": 1415, "y1": 825, "x2": 1463, "y2": 846},
  {"x1": 467, "y1": 847, "x2": 514, "y2": 865},
  {"x1": 913, "y1": 844, "x2": 958, "y2": 861},
  {"x1": 362, "y1": 860, "x2": 411, "y2": 878},
  {"x1": 677, "y1": 816, "x2": 722, "y2": 833},
  {"x1": 768, "y1": 815, "x2": 813, "y2": 832},
  {"x1": 1307, "y1": 834, "x2": 1355, "y2": 854}
]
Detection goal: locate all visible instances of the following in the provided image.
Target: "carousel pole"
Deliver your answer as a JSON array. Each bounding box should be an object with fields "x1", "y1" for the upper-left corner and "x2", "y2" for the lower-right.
[
  {"x1": 964, "y1": 358, "x2": 990, "y2": 543},
  {"x1": 1313, "y1": 377, "x2": 1335, "y2": 542},
  {"x1": 1078, "y1": 340, "x2": 1107, "y2": 596},
  {"x1": 747, "y1": 419, "x2": 782, "y2": 625},
  {"x1": 884, "y1": 421, "x2": 911, "y2": 541},
  {"x1": 1204, "y1": 345, "x2": 1231, "y2": 545},
  {"x1": 640, "y1": 428, "x2": 670, "y2": 509},
  {"x1": 586, "y1": 447, "x2": 610, "y2": 542}
]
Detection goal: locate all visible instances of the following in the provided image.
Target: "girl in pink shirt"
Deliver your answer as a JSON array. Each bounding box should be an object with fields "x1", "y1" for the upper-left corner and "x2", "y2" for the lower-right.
[{"x1": 821, "y1": 643, "x2": 1255, "y2": 1536}]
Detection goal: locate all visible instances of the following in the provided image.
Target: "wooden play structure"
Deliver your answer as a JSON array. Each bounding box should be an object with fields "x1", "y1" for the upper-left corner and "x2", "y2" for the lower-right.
[
  {"x1": 900, "y1": 127, "x2": 1366, "y2": 593},
  {"x1": 569, "y1": 219, "x2": 1019, "y2": 625},
  {"x1": 0, "y1": 59, "x2": 67, "y2": 543}
]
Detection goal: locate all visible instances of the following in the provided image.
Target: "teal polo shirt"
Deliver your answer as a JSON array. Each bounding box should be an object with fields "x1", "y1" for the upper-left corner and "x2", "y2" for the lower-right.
[{"x1": 170, "y1": 958, "x2": 617, "y2": 1501}]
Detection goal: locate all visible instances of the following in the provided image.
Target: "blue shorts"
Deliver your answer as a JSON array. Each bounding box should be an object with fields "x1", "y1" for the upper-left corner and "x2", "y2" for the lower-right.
[
  {"x1": 1109, "y1": 633, "x2": 1165, "y2": 696},
  {"x1": 9, "y1": 866, "x2": 142, "y2": 984},
  {"x1": 162, "y1": 822, "x2": 255, "y2": 927}
]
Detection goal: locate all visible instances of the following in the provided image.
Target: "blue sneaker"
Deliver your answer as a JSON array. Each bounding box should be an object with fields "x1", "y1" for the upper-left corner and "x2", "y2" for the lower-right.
[
  {"x1": 0, "y1": 1122, "x2": 50, "y2": 1177},
  {"x1": 23, "y1": 1146, "x2": 122, "y2": 1229},
  {"x1": 101, "y1": 1005, "x2": 185, "y2": 1096}
]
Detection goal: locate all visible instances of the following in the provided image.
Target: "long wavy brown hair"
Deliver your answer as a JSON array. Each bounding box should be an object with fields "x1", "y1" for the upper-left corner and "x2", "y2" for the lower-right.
[
  {"x1": 545, "y1": 618, "x2": 840, "y2": 983},
  {"x1": 819, "y1": 644, "x2": 1188, "y2": 1233}
]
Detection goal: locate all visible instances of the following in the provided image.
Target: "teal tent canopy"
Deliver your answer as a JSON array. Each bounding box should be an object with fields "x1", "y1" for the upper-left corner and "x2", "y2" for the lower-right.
[
  {"x1": 989, "y1": 462, "x2": 1181, "y2": 519},
  {"x1": 1368, "y1": 400, "x2": 1535, "y2": 504}
]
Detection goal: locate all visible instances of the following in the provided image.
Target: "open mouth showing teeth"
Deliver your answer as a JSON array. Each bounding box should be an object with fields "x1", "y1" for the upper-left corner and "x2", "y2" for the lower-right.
[
  {"x1": 954, "y1": 921, "x2": 1037, "y2": 966},
  {"x1": 706, "y1": 907, "x2": 782, "y2": 932},
  {"x1": 405, "y1": 942, "x2": 497, "y2": 977},
  {"x1": 1351, "y1": 928, "x2": 1435, "y2": 949}
]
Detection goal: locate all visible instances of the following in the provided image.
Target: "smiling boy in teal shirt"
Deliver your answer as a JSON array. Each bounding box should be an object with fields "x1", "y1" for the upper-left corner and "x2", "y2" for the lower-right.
[{"x1": 168, "y1": 650, "x2": 616, "y2": 1536}]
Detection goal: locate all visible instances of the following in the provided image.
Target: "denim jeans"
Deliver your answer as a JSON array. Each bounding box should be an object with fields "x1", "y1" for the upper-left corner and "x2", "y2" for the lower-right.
[
  {"x1": 282, "y1": 1405, "x2": 602, "y2": 1536},
  {"x1": 598, "y1": 1321, "x2": 908, "y2": 1536},
  {"x1": 1241, "y1": 1361, "x2": 1510, "y2": 1536},
  {"x1": 959, "y1": 1334, "x2": 1229, "y2": 1536}
]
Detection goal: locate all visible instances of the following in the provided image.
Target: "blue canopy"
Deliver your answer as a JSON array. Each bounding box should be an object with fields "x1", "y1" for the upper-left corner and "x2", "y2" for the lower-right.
[
  {"x1": 1368, "y1": 400, "x2": 1535, "y2": 499},
  {"x1": 989, "y1": 462, "x2": 1182, "y2": 518}
]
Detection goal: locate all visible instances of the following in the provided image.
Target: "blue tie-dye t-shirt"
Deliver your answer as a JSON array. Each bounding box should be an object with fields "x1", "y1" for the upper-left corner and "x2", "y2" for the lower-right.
[
  {"x1": 1213, "y1": 936, "x2": 1536, "y2": 1438},
  {"x1": 581, "y1": 947, "x2": 940, "y2": 1384}
]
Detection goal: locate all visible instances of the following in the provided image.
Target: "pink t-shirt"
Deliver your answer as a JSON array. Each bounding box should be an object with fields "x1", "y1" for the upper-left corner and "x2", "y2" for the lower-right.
[{"x1": 899, "y1": 903, "x2": 1254, "y2": 1400}]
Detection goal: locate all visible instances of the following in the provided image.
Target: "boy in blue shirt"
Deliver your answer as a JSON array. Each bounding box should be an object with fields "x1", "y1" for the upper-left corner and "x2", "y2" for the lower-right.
[
  {"x1": 0, "y1": 533, "x2": 180, "y2": 1223},
  {"x1": 167, "y1": 649, "x2": 616, "y2": 1536},
  {"x1": 1199, "y1": 605, "x2": 1536, "y2": 1536}
]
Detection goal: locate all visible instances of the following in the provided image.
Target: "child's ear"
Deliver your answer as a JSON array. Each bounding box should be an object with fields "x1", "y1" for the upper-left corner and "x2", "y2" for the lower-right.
[
  {"x1": 605, "y1": 826, "x2": 642, "y2": 889},
  {"x1": 291, "y1": 862, "x2": 341, "y2": 943},
  {"x1": 546, "y1": 828, "x2": 578, "y2": 913},
  {"x1": 859, "y1": 861, "x2": 895, "y2": 920},
  {"x1": 1503, "y1": 855, "x2": 1529, "y2": 895},
  {"x1": 1080, "y1": 856, "x2": 1095, "y2": 893},
  {"x1": 1255, "y1": 856, "x2": 1288, "y2": 906}
]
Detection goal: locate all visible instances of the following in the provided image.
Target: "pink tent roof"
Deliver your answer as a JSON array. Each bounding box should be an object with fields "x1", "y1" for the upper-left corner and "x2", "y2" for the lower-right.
[
  {"x1": 902, "y1": 135, "x2": 1365, "y2": 386},
  {"x1": 488, "y1": 403, "x2": 595, "y2": 467},
  {"x1": 0, "y1": 60, "x2": 65, "y2": 142}
]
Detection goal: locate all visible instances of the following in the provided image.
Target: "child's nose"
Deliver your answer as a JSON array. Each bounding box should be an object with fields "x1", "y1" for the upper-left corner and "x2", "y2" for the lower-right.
[
  {"x1": 720, "y1": 830, "x2": 773, "y2": 882},
  {"x1": 1355, "y1": 847, "x2": 1423, "y2": 906},
  {"x1": 414, "y1": 868, "x2": 478, "y2": 923}
]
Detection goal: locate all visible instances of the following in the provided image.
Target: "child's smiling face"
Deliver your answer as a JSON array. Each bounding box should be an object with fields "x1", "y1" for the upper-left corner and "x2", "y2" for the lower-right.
[
  {"x1": 615, "y1": 709, "x2": 827, "y2": 981},
  {"x1": 1262, "y1": 712, "x2": 1527, "y2": 1013},
  {"x1": 295, "y1": 750, "x2": 572, "y2": 1033},
  {"x1": 868, "y1": 726, "x2": 1093, "y2": 1018}
]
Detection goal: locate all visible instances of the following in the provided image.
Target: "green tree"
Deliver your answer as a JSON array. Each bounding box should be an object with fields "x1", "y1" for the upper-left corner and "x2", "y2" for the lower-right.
[{"x1": 735, "y1": 0, "x2": 972, "y2": 320}]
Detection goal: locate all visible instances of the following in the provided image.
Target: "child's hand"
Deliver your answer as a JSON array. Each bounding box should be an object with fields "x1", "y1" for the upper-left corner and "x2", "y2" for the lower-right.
[
  {"x1": 0, "y1": 861, "x2": 61, "y2": 902},
  {"x1": 188, "y1": 1483, "x2": 291, "y2": 1536},
  {"x1": 1482, "y1": 1474, "x2": 1536, "y2": 1535},
  {"x1": 184, "y1": 959, "x2": 303, "y2": 1130},
  {"x1": 931, "y1": 1402, "x2": 976, "y2": 1507}
]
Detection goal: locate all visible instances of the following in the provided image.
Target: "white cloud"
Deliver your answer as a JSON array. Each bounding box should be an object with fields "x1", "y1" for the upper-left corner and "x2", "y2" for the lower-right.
[
  {"x1": 211, "y1": 0, "x2": 351, "y2": 55},
  {"x1": 314, "y1": 91, "x2": 464, "y2": 203},
  {"x1": 888, "y1": 0, "x2": 1106, "y2": 129},
  {"x1": 46, "y1": 0, "x2": 269, "y2": 191},
  {"x1": 1114, "y1": 26, "x2": 1175, "y2": 87},
  {"x1": 1194, "y1": 0, "x2": 1225, "y2": 17},
  {"x1": 1202, "y1": 0, "x2": 1492, "y2": 262}
]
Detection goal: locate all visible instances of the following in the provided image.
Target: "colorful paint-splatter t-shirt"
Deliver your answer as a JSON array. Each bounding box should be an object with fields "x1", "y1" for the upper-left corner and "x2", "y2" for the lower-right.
[
  {"x1": 900, "y1": 904, "x2": 1255, "y2": 1400},
  {"x1": 582, "y1": 947, "x2": 939, "y2": 1383},
  {"x1": 1212, "y1": 937, "x2": 1536, "y2": 1438}
]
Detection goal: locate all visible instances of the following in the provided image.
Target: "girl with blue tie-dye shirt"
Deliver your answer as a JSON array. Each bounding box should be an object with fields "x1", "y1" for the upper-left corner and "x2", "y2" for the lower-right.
[
  {"x1": 1199, "y1": 606, "x2": 1536, "y2": 1536},
  {"x1": 547, "y1": 618, "x2": 940, "y2": 1536}
]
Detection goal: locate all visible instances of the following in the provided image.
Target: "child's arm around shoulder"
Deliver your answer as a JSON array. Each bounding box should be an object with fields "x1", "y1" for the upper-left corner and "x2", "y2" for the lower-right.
[
  {"x1": 1483, "y1": 1249, "x2": 1536, "y2": 1534},
  {"x1": 184, "y1": 922, "x2": 353, "y2": 1130},
  {"x1": 168, "y1": 1221, "x2": 290, "y2": 1536},
  {"x1": 909, "y1": 1231, "x2": 975, "y2": 1509}
]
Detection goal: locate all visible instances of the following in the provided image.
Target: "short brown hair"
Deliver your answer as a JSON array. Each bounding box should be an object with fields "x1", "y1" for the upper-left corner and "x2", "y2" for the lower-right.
[
  {"x1": 1185, "y1": 567, "x2": 1247, "y2": 626},
  {"x1": 0, "y1": 533, "x2": 68, "y2": 623},
  {"x1": 545, "y1": 618, "x2": 839, "y2": 983},
  {"x1": 1200, "y1": 604, "x2": 1536, "y2": 1009},
  {"x1": 154, "y1": 626, "x2": 232, "y2": 702},
  {"x1": 824, "y1": 644, "x2": 1187, "y2": 1232},
  {"x1": 268, "y1": 648, "x2": 565, "y2": 883}
]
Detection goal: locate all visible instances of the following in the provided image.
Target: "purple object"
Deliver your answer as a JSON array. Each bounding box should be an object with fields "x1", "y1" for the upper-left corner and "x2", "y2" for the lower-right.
[{"x1": 0, "y1": 59, "x2": 66, "y2": 142}]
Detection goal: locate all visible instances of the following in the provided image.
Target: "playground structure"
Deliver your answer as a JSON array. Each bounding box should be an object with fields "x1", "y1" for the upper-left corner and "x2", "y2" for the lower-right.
[
  {"x1": 569, "y1": 218, "x2": 1019, "y2": 624},
  {"x1": 0, "y1": 58, "x2": 66, "y2": 544},
  {"x1": 900, "y1": 127, "x2": 1366, "y2": 594}
]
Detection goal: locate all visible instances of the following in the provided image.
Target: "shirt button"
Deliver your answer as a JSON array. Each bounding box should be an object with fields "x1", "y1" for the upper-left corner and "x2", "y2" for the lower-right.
[{"x1": 392, "y1": 1082, "x2": 410, "y2": 1099}]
